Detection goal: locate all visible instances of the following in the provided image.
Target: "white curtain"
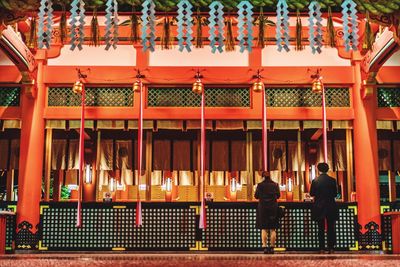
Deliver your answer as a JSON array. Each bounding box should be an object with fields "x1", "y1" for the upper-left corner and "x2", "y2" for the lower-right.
[
  {"x1": 378, "y1": 140, "x2": 391, "y2": 171},
  {"x1": 0, "y1": 140, "x2": 9, "y2": 170},
  {"x1": 210, "y1": 171, "x2": 224, "y2": 185},
  {"x1": 270, "y1": 170, "x2": 281, "y2": 184},
  {"x1": 115, "y1": 140, "x2": 133, "y2": 186},
  {"x1": 334, "y1": 140, "x2": 347, "y2": 171},
  {"x1": 269, "y1": 141, "x2": 286, "y2": 171},
  {"x1": 99, "y1": 170, "x2": 110, "y2": 190},
  {"x1": 52, "y1": 140, "x2": 67, "y2": 170},
  {"x1": 179, "y1": 171, "x2": 193, "y2": 185},
  {"x1": 68, "y1": 140, "x2": 79, "y2": 170},
  {"x1": 287, "y1": 141, "x2": 305, "y2": 171},
  {"x1": 99, "y1": 140, "x2": 113, "y2": 170}
]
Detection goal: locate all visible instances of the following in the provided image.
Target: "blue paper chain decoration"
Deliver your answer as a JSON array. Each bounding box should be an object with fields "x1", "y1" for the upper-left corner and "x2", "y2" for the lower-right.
[
  {"x1": 308, "y1": 1, "x2": 323, "y2": 54},
  {"x1": 208, "y1": 1, "x2": 225, "y2": 53},
  {"x1": 237, "y1": 1, "x2": 254, "y2": 53},
  {"x1": 38, "y1": 0, "x2": 53, "y2": 49},
  {"x1": 141, "y1": 0, "x2": 156, "y2": 52},
  {"x1": 69, "y1": 0, "x2": 85, "y2": 51},
  {"x1": 276, "y1": 0, "x2": 290, "y2": 52},
  {"x1": 177, "y1": 0, "x2": 193, "y2": 52},
  {"x1": 105, "y1": 0, "x2": 119, "y2": 50},
  {"x1": 341, "y1": 0, "x2": 359, "y2": 51}
]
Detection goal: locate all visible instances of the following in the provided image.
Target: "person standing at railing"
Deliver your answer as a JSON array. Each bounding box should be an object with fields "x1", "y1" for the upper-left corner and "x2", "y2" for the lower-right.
[
  {"x1": 255, "y1": 171, "x2": 281, "y2": 254},
  {"x1": 310, "y1": 162, "x2": 339, "y2": 254}
]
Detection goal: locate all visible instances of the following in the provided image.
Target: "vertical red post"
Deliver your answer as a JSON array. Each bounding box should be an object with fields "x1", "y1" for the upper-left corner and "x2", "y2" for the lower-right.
[
  {"x1": 16, "y1": 52, "x2": 46, "y2": 249},
  {"x1": 352, "y1": 60, "x2": 381, "y2": 236}
]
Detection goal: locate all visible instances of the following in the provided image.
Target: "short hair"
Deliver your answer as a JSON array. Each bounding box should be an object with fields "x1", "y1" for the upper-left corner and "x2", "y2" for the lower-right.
[
  {"x1": 317, "y1": 162, "x2": 329, "y2": 173},
  {"x1": 261, "y1": 171, "x2": 271, "y2": 179}
]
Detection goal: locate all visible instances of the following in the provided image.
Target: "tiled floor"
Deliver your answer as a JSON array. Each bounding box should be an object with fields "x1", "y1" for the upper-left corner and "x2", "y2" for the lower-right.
[{"x1": 0, "y1": 253, "x2": 399, "y2": 267}]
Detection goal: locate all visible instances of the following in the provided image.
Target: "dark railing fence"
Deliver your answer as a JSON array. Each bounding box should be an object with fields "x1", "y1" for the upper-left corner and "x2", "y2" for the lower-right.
[{"x1": 2, "y1": 201, "x2": 398, "y2": 252}]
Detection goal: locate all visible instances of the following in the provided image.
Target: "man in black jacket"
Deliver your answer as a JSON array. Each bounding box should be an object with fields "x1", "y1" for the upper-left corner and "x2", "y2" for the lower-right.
[{"x1": 310, "y1": 162, "x2": 339, "y2": 253}]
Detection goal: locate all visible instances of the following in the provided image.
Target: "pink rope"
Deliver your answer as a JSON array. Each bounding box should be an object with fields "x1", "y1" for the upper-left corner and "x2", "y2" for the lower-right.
[
  {"x1": 136, "y1": 81, "x2": 143, "y2": 226},
  {"x1": 76, "y1": 87, "x2": 85, "y2": 228}
]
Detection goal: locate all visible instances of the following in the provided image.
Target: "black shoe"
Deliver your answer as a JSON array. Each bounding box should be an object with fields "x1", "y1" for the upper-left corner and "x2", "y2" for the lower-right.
[
  {"x1": 269, "y1": 247, "x2": 275, "y2": 254},
  {"x1": 263, "y1": 247, "x2": 269, "y2": 254}
]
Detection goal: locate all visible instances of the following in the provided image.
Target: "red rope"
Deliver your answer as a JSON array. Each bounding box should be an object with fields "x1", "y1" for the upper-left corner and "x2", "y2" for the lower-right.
[
  {"x1": 76, "y1": 87, "x2": 85, "y2": 228},
  {"x1": 199, "y1": 89, "x2": 207, "y2": 229},
  {"x1": 262, "y1": 89, "x2": 268, "y2": 171},
  {"x1": 136, "y1": 81, "x2": 143, "y2": 227}
]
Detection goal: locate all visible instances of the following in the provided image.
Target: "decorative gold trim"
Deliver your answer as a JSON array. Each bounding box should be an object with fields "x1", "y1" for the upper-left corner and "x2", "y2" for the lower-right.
[
  {"x1": 38, "y1": 240, "x2": 48, "y2": 251},
  {"x1": 7, "y1": 205, "x2": 16, "y2": 212},
  {"x1": 112, "y1": 247, "x2": 126, "y2": 251},
  {"x1": 349, "y1": 241, "x2": 359, "y2": 251},
  {"x1": 40, "y1": 205, "x2": 50, "y2": 215},
  {"x1": 348, "y1": 205, "x2": 357, "y2": 215},
  {"x1": 189, "y1": 241, "x2": 208, "y2": 251},
  {"x1": 113, "y1": 206, "x2": 126, "y2": 209},
  {"x1": 380, "y1": 205, "x2": 390, "y2": 214},
  {"x1": 382, "y1": 241, "x2": 388, "y2": 251},
  {"x1": 274, "y1": 247, "x2": 286, "y2": 252}
]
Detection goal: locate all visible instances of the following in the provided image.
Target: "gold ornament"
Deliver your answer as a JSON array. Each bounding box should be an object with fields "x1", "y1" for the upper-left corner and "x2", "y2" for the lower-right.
[
  {"x1": 73, "y1": 81, "x2": 83, "y2": 94},
  {"x1": 312, "y1": 79, "x2": 323, "y2": 94},
  {"x1": 192, "y1": 80, "x2": 204, "y2": 95},
  {"x1": 252, "y1": 80, "x2": 264, "y2": 92},
  {"x1": 133, "y1": 80, "x2": 141, "y2": 92}
]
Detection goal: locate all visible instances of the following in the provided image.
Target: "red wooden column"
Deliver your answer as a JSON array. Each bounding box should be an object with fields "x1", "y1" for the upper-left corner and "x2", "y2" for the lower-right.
[
  {"x1": 16, "y1": 50, "x2": 46, "y2": 250},
  {"x1": 352, "y1": 58, "x2": 381, "y2": 247}
]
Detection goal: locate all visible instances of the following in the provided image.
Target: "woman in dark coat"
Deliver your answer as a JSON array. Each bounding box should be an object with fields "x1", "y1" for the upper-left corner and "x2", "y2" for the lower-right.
[{"x1": 254, "y1": 171, "x2": 281, "y2": 254}]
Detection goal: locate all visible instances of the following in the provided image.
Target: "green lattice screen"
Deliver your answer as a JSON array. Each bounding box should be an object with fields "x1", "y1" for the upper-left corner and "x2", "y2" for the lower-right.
[
  {"x1": 147, "y1": 87, "x2": 250, "y2": 107},
  {"x1": 0, "y1": 87, "x2": 20, "y2": 106},
  {"x1": 266, "y1": 87, "x2": 350, "y2": 107},
  {"x1": 377, "y1": 87, "x2": 400, "y2": 107},
  {"x1": 48, "y1": 87, "x2": 133, "y2": 107}
]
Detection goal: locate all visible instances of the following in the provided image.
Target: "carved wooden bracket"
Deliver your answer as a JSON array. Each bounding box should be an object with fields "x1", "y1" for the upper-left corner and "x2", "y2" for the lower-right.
[
  {"x1": 361, "y1": 28, "x2": 399, "y2": 99},
  {"x1": 0, "y1": 25, "x2": 38, "y2": 98}
]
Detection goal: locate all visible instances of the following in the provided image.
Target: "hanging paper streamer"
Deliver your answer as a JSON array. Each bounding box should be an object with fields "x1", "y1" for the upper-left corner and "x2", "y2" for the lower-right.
[
  {"x1": 208, "y1": 1, "x2": 225, "y2": 53},
  {"x1": 105, "y1": 0, "x2": 119, "y2": 50},
  {"x1": 177, "y1": 0, "x2": 193, "y2": 52},
  {"x1": 38, "y1": 0, "x2": 54, "y2": 49},
  {"x1": 141, "y1": 0, "x2": 156, "y2": 52},
  {"x1": 69, "y1": 0, "x2": 86, "y2": 51},
  {"x1": 199, "y1": 89, "x2": 207, "y2": 229},
  {"x1": 276, "y1": 0, "x2": 290, "y2": 52},
  {"x1": 237, "y1": 1, "x2": 254, "y2": 53},
  {"x1": 136, "y1": 80, "x2": 144, "y2": 227},
  {"x1": 341, "y1": 0, "x2": 359, "y2": 52},
  {"x1": 308, "y1": 1, "x2": 323, "y2": 54}
]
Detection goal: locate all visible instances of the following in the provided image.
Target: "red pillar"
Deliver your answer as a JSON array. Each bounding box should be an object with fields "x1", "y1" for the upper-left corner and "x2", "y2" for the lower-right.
[
  {"x1": 16, "y1": 51, "x2": 46, "y2": 249},
  {"x1": 352, "y1": 59, "x2": 381, "y2": 243}
]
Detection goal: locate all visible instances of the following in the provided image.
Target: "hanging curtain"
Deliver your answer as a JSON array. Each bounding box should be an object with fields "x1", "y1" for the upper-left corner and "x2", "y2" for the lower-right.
[
  {"x1": 173, "y1": 140, "x2": 191, "y2": 171},
  {"x1": 270, "y1": 170, "x2": 281, "y2": 184},
  {"x1": 0, "y1": 140, "x2": 9, "y2": 170},
  {"x1": 52, "y1": 140, "x2": 67, "y2": 170},
  {"x1": 334, "y1": 140, "x2": 347, "y2": 171},
  {"x1": 288, "y1": 141, "x2": 305, "y2": 171},
  {"x1": 179, "y1": 171, "x2": 193, "y2": 185},
  {"x1": 269, "y1": 141, "x2": 286, "y2": 171},
  {"x1": 99, "y1": 139, "x2": 113, "y2": 170},
  {"x1": 211, "y1": 140, "x2": 229, "y2": 171},
  {"x1": 68, "y1": 140, "x2": 79, "y2": 170},
  {"x1": 210, "y1": 172, "x2": 224, "y2": 186},
  {"x1": 393, "y1": 141, "x2": 400, "y2": 171},
  {"x1": 378, "y1": 140, "x2": 391, "y2": 171},
  {"x1": 65, "y1": 170, "x2": 78, "y2": 185},
  {"x1": 252, "y1": 140, "x2": 263, "y2": 171},
  {"x1": 153, "y1": 139, "x2": 171, "y2": 170},
  {"x1": 99, "y1": 170, "x2": 110, "y2": 190},
  {"x1": 317, "y1": 140, "x2": 333, "y2": 170},
  {"x1": 9, "y1": 139, "x2": 19, "y2": 170},
  {"x1": 116, "y1": 140, "x2": 133, "y2": 185},
  {"x1": 231, "y1": 140, "x2": 246, "y2": 171}
]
